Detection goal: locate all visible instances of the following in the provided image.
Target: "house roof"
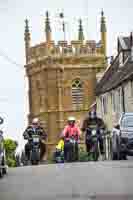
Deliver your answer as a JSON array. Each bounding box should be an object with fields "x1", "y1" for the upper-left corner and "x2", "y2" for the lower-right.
[
  {"x1": 96, "y1": 34, "x2": 133, "y2": 96},
  {"x1": 96, "y1": 54, "x2": 119, "y2": 95},
  {"x1": 96, "y1": 55, "x2": 133, "y2": 96}
]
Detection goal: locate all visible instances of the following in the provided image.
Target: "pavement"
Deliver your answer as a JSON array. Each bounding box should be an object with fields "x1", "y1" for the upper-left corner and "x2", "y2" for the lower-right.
[{"x1": 0, "y1": 161, "x2": 133, "y2": 200}]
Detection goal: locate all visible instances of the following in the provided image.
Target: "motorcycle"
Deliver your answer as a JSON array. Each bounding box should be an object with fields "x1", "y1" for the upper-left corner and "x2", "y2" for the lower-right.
[
  {"x1": 65, "y1": 136, "x2": 79, "y2": 162},
  {"x1": 86, "y1": 127, "x2": 104, "y2": 161},
  {"x1": 28, "y1": 134, "x2": 41, "y2": 165}
]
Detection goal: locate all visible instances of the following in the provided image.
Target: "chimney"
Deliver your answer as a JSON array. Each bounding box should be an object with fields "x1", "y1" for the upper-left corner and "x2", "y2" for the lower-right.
[{"x1": 130, "y1": 32, "x2": 133, "y2": 61}]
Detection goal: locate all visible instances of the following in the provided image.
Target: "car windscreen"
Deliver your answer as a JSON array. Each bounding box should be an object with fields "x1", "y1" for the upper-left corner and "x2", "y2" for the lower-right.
[{"x1": 121, "y1": 116, "x2": 133, "y2": 128}]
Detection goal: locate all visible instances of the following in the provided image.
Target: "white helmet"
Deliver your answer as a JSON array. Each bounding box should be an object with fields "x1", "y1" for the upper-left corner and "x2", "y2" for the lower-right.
[
  {"x1": 32, "y1": 118, "x2": 39, "y2": 124},
  {"x1": 68, "y1": 116, "x2": 76, "y2": 122}
]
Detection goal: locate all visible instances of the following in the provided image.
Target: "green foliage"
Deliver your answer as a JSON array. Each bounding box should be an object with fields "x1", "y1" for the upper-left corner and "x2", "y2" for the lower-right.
[
  {"x1": 4, "y1": 139, "x2": 17, "y2": 154},
  {"x1": 6, "y1": 157, "x2": 16, "y2": 167},
  {"x1": 79, "y1": 147, "x2": 89, "y2": 162},
  {"x1": 4, "y1": 138, "x2": 18, "y2": 167}
]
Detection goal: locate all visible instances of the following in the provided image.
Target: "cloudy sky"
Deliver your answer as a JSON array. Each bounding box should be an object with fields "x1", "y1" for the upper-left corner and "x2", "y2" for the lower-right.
[{"x1": 0, "y1": 0, "x2": 133, "y2": 151}]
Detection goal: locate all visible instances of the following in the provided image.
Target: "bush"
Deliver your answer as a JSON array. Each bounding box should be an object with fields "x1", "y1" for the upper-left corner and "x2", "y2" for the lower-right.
[
  {"x1": 4, "y1": 138, "x2": 18, "y2": 167},
  {"x1": 6, "y1": 157, "x2": 16, "y2": 167}
]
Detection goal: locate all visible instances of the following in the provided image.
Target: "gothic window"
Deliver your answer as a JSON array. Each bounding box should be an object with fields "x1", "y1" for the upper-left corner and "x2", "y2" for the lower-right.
[{"x1": 72, "y1": 79, "x2": 83, "y2": 109}]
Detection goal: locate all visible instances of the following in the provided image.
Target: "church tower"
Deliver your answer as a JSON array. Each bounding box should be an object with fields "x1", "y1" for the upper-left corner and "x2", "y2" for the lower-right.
[{"x1": 24, "y1": 11, "x2": 107, "y2": 157}]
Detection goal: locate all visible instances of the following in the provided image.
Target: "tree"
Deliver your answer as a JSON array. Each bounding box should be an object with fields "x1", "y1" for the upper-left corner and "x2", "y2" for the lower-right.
[{"x1": 4, "y1": 139, "x2": 18, "y2": 167}]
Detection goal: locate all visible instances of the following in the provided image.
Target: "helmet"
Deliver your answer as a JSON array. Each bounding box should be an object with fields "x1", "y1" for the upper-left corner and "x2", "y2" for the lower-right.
[
  {"x1": 32, "y1": 118, "x2": 39, "y2": 124},
  {"x1": 68, "y1": 116, "x2": 76, "y2": 122}
]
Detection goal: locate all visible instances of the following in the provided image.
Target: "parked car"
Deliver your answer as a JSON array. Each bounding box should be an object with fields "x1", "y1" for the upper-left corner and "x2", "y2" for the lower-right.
[{"x1": 111, "y1": 112, "x2": 133, "y2": 160}]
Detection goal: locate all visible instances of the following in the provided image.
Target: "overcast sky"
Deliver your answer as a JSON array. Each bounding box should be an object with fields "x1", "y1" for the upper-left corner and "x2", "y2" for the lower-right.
[{"x1": 0, "y1": 0, "x2": 133, "y2": 151}]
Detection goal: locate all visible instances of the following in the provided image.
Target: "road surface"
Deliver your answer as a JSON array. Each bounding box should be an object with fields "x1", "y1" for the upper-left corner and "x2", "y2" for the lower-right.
[{"x1": 0, "y1": 161, "x2": 133, "y2": 200}]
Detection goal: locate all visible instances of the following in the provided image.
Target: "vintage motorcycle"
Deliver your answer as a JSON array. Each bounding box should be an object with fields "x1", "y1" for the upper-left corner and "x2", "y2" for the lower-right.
[
  {"x1": 28, "y1": 134, "x2": 41, "y2": 165},
  {"x1": 86, "y1": 127, "x2": 104, "y2": 161},
  {"x1": 65, "y1": 136, "x2": 79, "y2": 162}
]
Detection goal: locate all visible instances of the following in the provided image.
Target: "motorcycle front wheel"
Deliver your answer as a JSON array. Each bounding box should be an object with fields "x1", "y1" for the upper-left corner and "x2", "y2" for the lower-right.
[
  {"x1": 31, "y1": 150, "x2": 40, "y2": 165},
  {"x1": 0, "y1": 167, "x2": 3, "y2": 178},
  {"x1": 91, "y1": 142, "x2": 99, "y2": 161}
]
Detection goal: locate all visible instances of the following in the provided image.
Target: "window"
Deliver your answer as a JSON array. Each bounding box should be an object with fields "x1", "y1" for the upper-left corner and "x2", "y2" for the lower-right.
[
  {"x1": 130, "y1": 80, "x2": 133, "y2": 97},
  {"x1": 101, "y1": 95, "x2": 107, "y2": 115},
  {"x1": 121, "y1": 116, "x2": 133, "y2": 128},
  {"x1": 112, "y1": 91, "x2": 116, "y2": 112},
  {"x1": 72, "y1": 79, "x2": 83, "y2": 109},
  {"x1": 117, "y1": 89, "x2": 121, "y2": 113},
  {"x1": 112, "y1": 89, "x2": 122, "y2": 114},
  {"x1": 119, "y1": 52, "x2": 123, "y2": 67},
  {"x1": 103, "y1": 95, "x2": 107, "y2": 114},
  {"x1": 100, "y1": 97, "x2": 103, "y2": 114},
  {"x1": 121, "y1": 86, "x2": 125, "y2": 113}
]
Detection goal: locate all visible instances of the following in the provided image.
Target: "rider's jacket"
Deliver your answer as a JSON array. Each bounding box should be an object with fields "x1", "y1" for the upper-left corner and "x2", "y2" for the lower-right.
[
  {"x1": 56, "y1": 139, "x2": 64, "y2": 151},
  {"x1": 62, "y1": 125, "x2": 81, "y2": 141},
  {"x1": 81, "y1": 117, "x2": 105, "y2": 132},
  {"x1": 23, "y1": 126, "x2": 47, "y2": 140}
]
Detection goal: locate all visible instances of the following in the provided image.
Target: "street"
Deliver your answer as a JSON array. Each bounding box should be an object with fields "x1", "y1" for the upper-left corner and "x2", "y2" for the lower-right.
[{"x1": 0, "y1": 161, "x2": 133, "y2": 200}]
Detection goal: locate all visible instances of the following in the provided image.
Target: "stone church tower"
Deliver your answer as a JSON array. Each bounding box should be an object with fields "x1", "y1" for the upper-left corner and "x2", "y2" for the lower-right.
[{"x1": 24, "y1": 11, "x2": 107, "y2": 155}]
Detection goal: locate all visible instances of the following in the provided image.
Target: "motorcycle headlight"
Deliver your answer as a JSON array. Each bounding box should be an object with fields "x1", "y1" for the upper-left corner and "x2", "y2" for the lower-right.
[{"x1": 92, "y1": 130, "x2": 96, "y2": 136}]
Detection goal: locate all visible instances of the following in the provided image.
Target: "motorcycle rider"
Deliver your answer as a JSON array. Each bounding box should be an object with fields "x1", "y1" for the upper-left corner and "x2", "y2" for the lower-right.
[
  {"x1": 81, "y1": 111, "x2": 106, "y2": 156},
  {"x1": 62, "y1": 117, "x2": 81, "y2": 162},
  {"x1": 23, "y1": 118, "x2": 47, "y2": 162}
]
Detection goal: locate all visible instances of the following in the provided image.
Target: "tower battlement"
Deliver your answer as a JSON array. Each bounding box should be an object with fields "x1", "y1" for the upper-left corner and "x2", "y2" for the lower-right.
[
  {"x1": 25, "y1": 10, "x2": 107, "y2": 65},
  {"x1": 27, "y1": 39, "x2": 103, "y2": 64}
]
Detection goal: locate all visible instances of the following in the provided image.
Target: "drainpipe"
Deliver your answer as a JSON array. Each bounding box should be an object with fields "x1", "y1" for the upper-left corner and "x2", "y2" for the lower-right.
[{"x1": 121, "y1": 86, "x2": 125, "y2": 113}]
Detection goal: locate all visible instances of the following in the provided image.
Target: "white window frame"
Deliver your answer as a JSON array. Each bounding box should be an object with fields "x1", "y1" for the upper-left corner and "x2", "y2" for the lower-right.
[
  {"x1": 101, "y1": 94, "x2": 107, "y2": 115},
  {"x1": 72, "y1": 79, "x2": 83, "y2": 110},
  {"x1": 112, "y1": 91, "x2": 116, "y2": 112},
  {"x1": 119, "y1": 52, "x2": 123, "y2": 67},
  {"x1": 130, "y1": 80, "x2": 133, "y2": 97}
]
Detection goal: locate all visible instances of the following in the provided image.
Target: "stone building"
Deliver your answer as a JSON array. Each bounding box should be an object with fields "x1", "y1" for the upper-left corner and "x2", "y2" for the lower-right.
[
  {"x1": 24, "y1": 11, "x2": 107, "y2": 155},
  {"x1": 96, "y1": 33, "x2": 133, "y2": 131}
]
